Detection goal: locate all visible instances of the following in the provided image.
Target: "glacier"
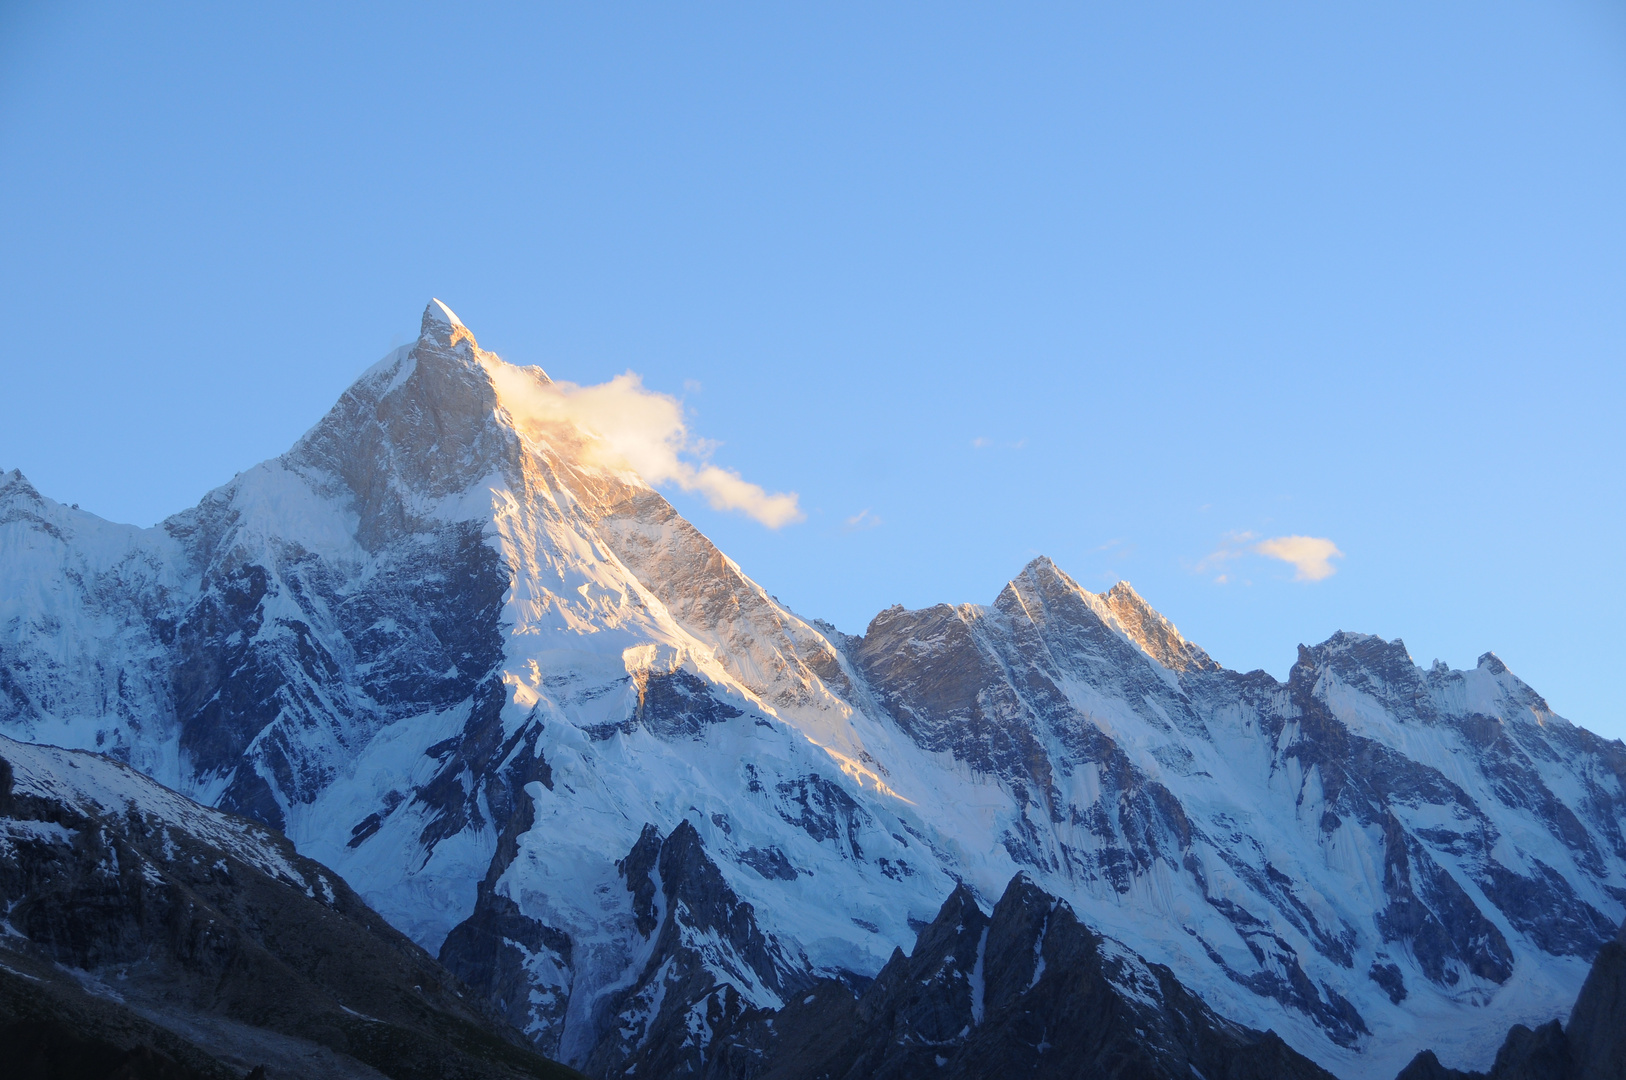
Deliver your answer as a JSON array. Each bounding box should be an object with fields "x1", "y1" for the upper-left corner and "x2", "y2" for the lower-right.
[{"x1": 1, "y1": 300, "x2": 1621, "y2": 1078}]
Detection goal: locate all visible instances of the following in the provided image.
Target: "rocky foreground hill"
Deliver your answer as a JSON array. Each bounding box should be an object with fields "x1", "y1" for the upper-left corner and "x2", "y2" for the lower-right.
[
  {"x1": 2, "y1": 301, "x2": 1623, "y2": 1077},
  {"x1": 0, "y1": 734, "x2": 581, "y2": 1079}
]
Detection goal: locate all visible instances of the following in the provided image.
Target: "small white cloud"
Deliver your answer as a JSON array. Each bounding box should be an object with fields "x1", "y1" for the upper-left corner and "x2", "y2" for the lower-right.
[
  {"x1": 843, "y1": 508, "x2": 882, "y2": 532},
  {"x1": 971, "y1": 437, "x2": 992, "y2": 449},
  {"x1": 1195, "y1": 530, "x2": 1341, "y2": 584},
  {"x1": 1254, "y1": 535, "x2": 1343, "y2": 581}
]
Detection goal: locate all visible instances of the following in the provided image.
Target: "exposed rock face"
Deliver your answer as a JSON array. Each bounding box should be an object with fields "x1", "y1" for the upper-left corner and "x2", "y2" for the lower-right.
[
  {"x1": 579, "y1": 820, "x2": 815, "y2": 1078},
  {"x1": 0, "y1": 735, "x2": 579, "y2": 1080},
  {"x1": 441, "y1": 818, "x2": 814, "y2": 1073},
  {"x1": 3, "y1": 301, "x2": 1625, "y2": 1077}
]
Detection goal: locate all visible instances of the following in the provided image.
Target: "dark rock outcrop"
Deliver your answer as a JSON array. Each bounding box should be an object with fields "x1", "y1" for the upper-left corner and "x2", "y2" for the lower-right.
[
  {"x1": 579, "y1": 820, "x2": 815, "y2": 1079},
  {"x1": 625, "y1": 871, "x2": 1337, "y2": 1080}
]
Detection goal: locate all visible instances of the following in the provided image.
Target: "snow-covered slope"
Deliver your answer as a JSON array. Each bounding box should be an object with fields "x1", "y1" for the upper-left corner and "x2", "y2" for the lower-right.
[{"x1": 2, "y1": 301, "x2": 1622, "y2": 1079}]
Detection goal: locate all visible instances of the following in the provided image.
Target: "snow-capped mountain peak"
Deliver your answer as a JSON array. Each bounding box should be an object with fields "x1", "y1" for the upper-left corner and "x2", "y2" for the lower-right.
[
  {"x1": 3, "y1": 302, "x2": 1623, "y2": 1080},
  {"x1": 419, "y1": 296, "x2": 480, "y2": 354},
  {"x1": 426, "y1": 296, "x2": 465, "y2": 329}
]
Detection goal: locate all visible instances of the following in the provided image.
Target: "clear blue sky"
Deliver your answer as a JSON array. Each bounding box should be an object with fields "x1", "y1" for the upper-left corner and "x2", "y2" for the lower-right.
[{"x1": 2, "y1": 3, "x2": 1623, "y2": 738}]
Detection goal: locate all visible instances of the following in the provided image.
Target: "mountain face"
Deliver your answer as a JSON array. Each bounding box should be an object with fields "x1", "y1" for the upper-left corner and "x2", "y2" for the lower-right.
[
  {"x1": 2, "y1": 300, "x2": 1624, "y2": 1078},
  {"x1": 0, "y1": 733, "x2": 580, "y2": 1080}
]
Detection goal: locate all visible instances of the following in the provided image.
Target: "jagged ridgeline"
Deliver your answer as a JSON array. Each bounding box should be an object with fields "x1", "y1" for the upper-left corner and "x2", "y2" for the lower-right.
[{"x1": 1, "y1": 301, "x2": 1623, "y2": 1078}]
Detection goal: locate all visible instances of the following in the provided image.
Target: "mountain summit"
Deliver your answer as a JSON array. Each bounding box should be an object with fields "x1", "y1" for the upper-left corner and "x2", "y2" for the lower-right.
[
  {"x1": 2, "y1": 303, "x2": 1623, "y2": 1078},
  {"x1": 426, "y1": 296, "x2": 464, "y2": 327}
]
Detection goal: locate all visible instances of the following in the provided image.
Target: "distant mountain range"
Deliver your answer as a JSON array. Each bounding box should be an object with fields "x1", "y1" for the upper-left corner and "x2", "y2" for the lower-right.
[{"x1": 2, "y1": 301, "x2": 1622, "y2": 1079}]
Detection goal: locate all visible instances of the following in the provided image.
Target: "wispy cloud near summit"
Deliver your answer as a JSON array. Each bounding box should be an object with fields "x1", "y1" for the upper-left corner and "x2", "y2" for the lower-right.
[{"x1": 486, "y1": 362, "x2": 804, "y2": 529}]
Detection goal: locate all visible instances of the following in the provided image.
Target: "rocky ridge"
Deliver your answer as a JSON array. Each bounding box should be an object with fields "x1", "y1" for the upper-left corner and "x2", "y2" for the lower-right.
[{"x1": 703, "y1": 871, "x2": 1339, "y2": 1080}]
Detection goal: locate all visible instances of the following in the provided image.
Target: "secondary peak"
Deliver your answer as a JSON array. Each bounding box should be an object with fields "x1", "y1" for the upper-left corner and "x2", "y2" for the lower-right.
[
  {"x1": 1099, "y1": 579, "x2": 1219, "y2": 674},
  {"x1": 1104, "y1": 580, "x2": 1143, "y2": 604}
]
